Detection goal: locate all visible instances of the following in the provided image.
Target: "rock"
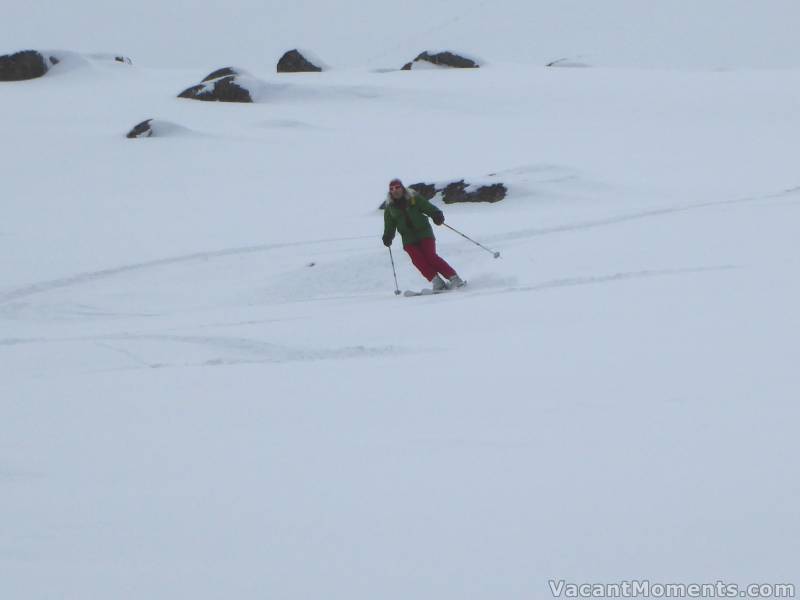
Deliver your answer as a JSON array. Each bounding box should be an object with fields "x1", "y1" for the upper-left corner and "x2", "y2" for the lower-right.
[
  {"x1": 546, "y1": 58, "x2": 590, "y2": 68},
  {"x1": 87, "y1": 53, "x2": 133, "y2": 65},
  {"x1": 408, "y1": 182, "x2": 438, "y2": 200},
  {"x1": 126, "y1": 119, "x2": 154, "y2": 138},
  {"x1": 178, "y1": 67, "x2": 253, "y2": 103},
  {"x1": 440, "y1": 180, "x2": 507, "y2": 204},
  {"x1": 277, "y1": 50, "x2": 323, "y2": 73},
  {"x1": 0, "y1": 50, "x2": 56, "y2": 81},
  {"x1": 401, "y1": 51, "x2": 479, "y2": 71},
  {"x1": 125, "y1": 119, "x2": 191, "y2": 138},
  {"x1": 201, "y1": 67, "x2": 237, "y2": 82},
  {"x1": 378, "y1": 180, "x2": 506, "y2": 209}
]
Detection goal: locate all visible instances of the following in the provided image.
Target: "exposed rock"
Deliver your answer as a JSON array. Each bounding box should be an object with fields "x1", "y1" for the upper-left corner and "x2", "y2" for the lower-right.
[
  {"x1": 401, "y1": 51, "x2": 479, "y2": 71},
  {"x1": 126, "y1": 119, "x2": 154, "y2": 138},
  {"x1": 546, "y1": 58, "x2": 590, "y2": 68},
  {"x1": 440, "y1": 180, "x2": 507, "y2": 204},
  {"x1": 202, "y1": 67, "x2": 237, "y2": 82},
  {"x1": 125, "y1": 119, "x2": 191, "y2": 139},
  {"x1": 408, "y1": 182, "x2": 437, "y2": 200},
  {"x1": 379, "y1": 180, "x2": 506, "y2": 209},
  {"x1": 0, "y1": 50, "x2": 55, "y2": 81},
  {"x1": 178, "y1": 68, "x2": 253, "y2": 103},
  {"x1": 277, "y1": 50, "x2": 323, "y2": 73},
  {"x1": 87, "y1": 53, "x2": 133, "y2": 65}
]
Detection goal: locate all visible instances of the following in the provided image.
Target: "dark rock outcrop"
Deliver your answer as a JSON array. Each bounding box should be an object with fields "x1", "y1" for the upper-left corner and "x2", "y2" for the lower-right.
[
  {"x1": 401, "y1": 51, "x2": 479, "y2": 71},
  {"x1": 125, "y1": 119, "x2": 190, "y2": 138},
  {"x1": 277, "y1": 50, "x2": 323, "y2": 73},
  {"x1": 546, "y1": 58, "x2": 590, "y2": 68},
  {"x1": 126, "y1": 119, "x2": 154, "y2": 138},
  {"x1": 202, "y1": 67, "x2": 237, "y2": 82},
  {"x1": 408, "y1": 182, "x2": 438, "y2": 200},
  {"x1": 379, "y1": 180, "x2": 506, "y2": 209},
  {"x1": 441, "y1": 180, "x2": 506, "y2": 204},
  {"x1": 178, "y1": 67, "x2": 253, "y2": 103},
  {"x1": 0, "y1": 50, "x2": 58, "y2": 81}
]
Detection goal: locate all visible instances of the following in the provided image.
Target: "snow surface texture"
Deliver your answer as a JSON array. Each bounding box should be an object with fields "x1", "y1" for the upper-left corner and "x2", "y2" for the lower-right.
[{"x1": 2, "y1": 1, "x2": 800, "y2": 599}]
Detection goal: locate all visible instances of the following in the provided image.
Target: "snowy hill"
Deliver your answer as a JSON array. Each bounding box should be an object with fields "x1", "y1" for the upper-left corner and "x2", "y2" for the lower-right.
[
  {"x1": 4, "y1": 0, "x2": 800, "y2": 69},
  {"x1": 2, "y1": 2, "x2": 800, "y2": 599}
]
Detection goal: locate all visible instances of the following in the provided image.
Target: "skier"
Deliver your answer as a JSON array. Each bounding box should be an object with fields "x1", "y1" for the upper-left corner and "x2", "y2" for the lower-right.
[{"x1": 382, "y1": 178, "x2": 465, "y2": 291}]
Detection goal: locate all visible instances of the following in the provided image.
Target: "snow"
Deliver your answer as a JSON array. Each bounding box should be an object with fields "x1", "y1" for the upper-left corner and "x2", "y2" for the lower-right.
[
  {"x1": 2, "y1": 2, "x2": 800, "y2": 599},
  {"x1": 4, "y1": 1, "x2": 800, "y2": 70},
  {"x1": 406, "y1": 59, "x2": 452, "y2": 71}
]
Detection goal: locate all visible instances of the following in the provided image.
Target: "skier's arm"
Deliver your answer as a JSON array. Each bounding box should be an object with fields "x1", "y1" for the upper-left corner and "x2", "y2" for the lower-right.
[
  {"x1": 419, "y1": 196, "x2": 445, "y2": 225},
  {"x1": 383, "y1": 208, "x2": 396, "y2": 246}
]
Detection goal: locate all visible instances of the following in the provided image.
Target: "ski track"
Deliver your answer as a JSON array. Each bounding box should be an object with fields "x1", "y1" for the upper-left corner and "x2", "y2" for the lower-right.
[
  {"x1": 0, "y1": 235, "x2": 373, "y2": 305},
  {"x1": 1, "y1": 264, "x2": 732, "y2": 375},
  {"x1": 0, "y1": 332, "x2": 406, "y2": 371},
  {"x1": 501, "y1": 265, "x2": 739, "y2": 296},
  {"x1": 0, "y1": 265, "x2": 736, "y2": 348},
  {"x1": 399, "y1": 265, "x2": 738, "y2": 304},
  {"x1": 492, "y1": 185, "x2": 800, "y2": 244},
  {"x1": 93, "y1": 346, "x2": 401, "y2": 373},
  {"x1": 1, "y1": 185, "x2": 794, "y2": 309}
]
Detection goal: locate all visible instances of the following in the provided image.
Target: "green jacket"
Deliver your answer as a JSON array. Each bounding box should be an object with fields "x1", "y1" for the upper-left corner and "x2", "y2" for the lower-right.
[{"x1": 383, "y1": 190, "x2": 442, "y2": 246}]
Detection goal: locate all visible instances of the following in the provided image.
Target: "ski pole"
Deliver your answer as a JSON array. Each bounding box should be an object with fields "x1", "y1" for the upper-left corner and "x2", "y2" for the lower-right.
[
  {"x1": 444, "y1": 224, "x2": 501, "y2": 258},
  {"x1": 388, "y1": 247, "x2": 401, "y2": 295}
]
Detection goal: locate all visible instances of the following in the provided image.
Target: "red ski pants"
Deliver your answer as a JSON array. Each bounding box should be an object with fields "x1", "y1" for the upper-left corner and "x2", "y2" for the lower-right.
[{"x1": 404, "y1": 238, "x2": 457, "y2": 281}]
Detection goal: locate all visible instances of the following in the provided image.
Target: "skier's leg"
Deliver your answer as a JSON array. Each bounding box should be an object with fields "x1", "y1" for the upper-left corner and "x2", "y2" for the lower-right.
[
  {"x1": 419, "y1": 238, "x2": 457, "y2": 279},
  {"x1": 404, "y1": 243, "x2": 437, "y2": 281}
]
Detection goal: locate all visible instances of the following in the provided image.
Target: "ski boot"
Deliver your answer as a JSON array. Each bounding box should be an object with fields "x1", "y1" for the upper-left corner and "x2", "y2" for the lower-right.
[
  {"x1": 432, "y1": 275, "x2": 448, "y2": 291},
  {"x1": 448, "y1": 274, "x2": 466, "y2": 288}
]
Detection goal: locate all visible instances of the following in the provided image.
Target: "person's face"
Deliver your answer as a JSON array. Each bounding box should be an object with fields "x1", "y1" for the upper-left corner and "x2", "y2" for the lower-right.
[{"x1": 390, "y1": 184, "x2": 404, "y2": 199}]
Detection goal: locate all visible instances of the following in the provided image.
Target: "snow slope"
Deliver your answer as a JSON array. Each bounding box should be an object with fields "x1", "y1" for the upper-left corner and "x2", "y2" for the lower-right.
[
  {"x1": 4, "y1": 0, "x2": 800, "y2": 69},
  {"x1": 2, "y1": 3, "x2": 800, "y2": 599}
]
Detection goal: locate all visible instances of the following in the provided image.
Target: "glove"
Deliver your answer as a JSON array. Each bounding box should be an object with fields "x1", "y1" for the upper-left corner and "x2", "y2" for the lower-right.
[
  {"x1": 382, "y1": 235, "x2": 393, "y2": 247},
  {"x1": 432, "y1": 211, "x2": 444, "y2": 226}
]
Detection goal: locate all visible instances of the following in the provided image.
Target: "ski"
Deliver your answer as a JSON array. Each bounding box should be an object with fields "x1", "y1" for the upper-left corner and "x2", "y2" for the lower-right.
[
  {"x1": 403, "y1": 281, "x2": 467, "y2": 297},
  {"x1": 403, "y1": 288, "x2": 448, "y2": 297}
]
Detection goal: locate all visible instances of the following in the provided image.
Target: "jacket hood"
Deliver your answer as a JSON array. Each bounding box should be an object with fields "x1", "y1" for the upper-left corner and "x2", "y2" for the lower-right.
[{"x1": 385, "y1": 188, "x2": 418, "y2": 205}]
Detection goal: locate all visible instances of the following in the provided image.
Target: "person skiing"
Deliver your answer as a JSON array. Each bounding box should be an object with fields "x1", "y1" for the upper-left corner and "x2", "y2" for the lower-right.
[{"x1": 382, "y1": 178, "x2": 465, "y2": 291}]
